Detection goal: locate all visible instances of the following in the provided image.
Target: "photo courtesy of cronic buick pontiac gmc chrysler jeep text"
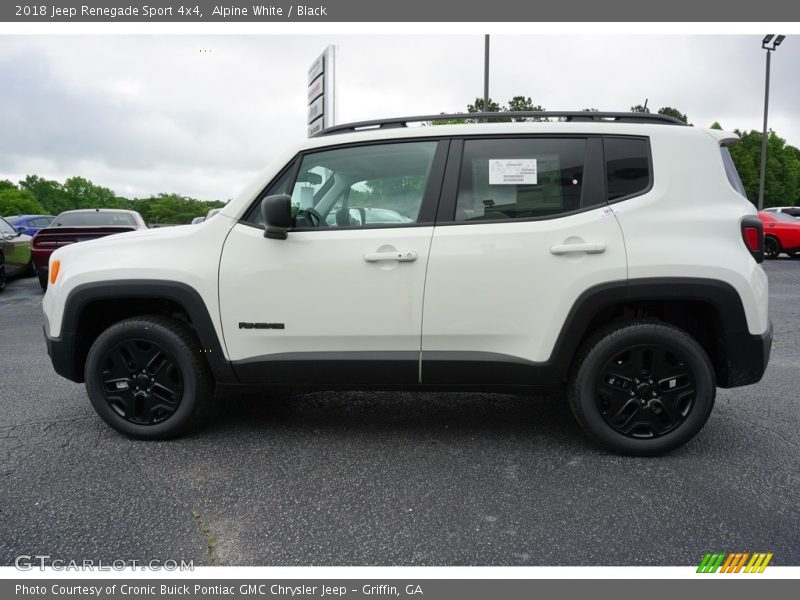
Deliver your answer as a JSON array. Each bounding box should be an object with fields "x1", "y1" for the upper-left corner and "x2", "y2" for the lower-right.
[{"x1": 41, "y1": 112, "x2": 772, "y2": 455}]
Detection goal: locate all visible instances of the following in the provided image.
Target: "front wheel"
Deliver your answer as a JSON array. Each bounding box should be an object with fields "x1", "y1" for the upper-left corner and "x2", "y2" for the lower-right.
[
  {"x1": 84, "y1": 315, "x2": 214, "y2": 439},
  {"x1": 569, "y1": 321, "x2": 715, "y2": 456},
  {"x1": 0, "y1": 256, "x2": 6, "y2": 293}
]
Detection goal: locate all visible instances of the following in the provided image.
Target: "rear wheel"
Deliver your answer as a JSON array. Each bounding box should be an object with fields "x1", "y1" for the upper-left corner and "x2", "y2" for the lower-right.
[
  {"x1": 84, "y1": 315, "x2": 214, "y2": 439},
  {"x1": 0, "y1": 256, "x2": 6, "y2": 293},
  {"x1": 569, "y1": 321, "x2": 715, "y2": 456},
  {"x1": 764, "y1": 236, "x2": 781, "y2": 259},
  {"x1": 38, "y1": 270, "x2": 48, "y2": 291}
]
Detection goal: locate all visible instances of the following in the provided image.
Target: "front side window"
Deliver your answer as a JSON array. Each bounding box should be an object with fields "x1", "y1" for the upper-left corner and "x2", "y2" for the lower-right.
[
  {"x1": 605, "y1": 137, "x2": 651, "y2": 201},
  {"x1": 455, "y1": 138, "x2": 586, "y2": 222},
  {"x1": 248, "y1": 141, "x2": 438, "y2": 229}
]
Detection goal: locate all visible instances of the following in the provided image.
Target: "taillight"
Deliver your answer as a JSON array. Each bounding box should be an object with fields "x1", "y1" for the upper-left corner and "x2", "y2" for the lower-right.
[
  {"x1": 744, "y1": 227, "x2": 760, "y2": 251},
  {"x1": 741, "y1": 216, "x2": 764, "y2": 263}
]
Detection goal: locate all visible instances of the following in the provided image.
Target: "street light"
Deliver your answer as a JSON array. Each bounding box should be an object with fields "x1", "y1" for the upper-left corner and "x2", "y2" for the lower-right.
[{"x1": 758, "y1": 34, "x2": 785, "y2": 210}]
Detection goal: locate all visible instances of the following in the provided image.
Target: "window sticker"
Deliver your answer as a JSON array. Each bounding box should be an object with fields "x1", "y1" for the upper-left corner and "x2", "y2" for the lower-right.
[{"x1": 489, "y1": 159, "x2": 538, "y2": 185}]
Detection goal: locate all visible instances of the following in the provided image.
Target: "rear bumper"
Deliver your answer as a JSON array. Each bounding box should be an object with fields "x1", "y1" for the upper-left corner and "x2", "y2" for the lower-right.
[{"x1": 718, "y1": 321, "x2": 772, "y2": 388}]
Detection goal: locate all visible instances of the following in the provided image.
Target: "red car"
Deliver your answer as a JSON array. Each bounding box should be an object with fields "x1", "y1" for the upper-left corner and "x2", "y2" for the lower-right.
[
  {"x1": 32, "y1": 209, "x2": 148, "y2": 290},
  {"x1": 759, "y1": 210, "x2": 800, "y2": 259}
]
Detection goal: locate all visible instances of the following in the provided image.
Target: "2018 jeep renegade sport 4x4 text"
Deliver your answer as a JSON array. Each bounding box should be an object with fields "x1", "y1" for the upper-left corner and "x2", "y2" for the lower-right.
[{"x1": 42, "y1": 112, "x2": 772, "y2": 455}]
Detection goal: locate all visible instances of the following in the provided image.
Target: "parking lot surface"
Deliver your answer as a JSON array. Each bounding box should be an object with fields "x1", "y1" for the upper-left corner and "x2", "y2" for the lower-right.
[{"x1": 1, "y1": 262, "x2": 798, "y2": 566}]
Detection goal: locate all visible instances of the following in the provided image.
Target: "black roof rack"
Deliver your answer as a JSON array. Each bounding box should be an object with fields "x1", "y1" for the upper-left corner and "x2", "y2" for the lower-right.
[{"x1": 314, "y1": 111, "x2": 688, "y2": 137}]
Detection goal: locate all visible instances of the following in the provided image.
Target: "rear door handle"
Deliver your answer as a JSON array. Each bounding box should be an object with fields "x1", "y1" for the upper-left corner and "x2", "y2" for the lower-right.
[
  {"x1": 549, "y1": 242, "x2": 606, "y2": 255},
  {"x1": 363, "y1": 251, "x2": 418, "y2": 263}
]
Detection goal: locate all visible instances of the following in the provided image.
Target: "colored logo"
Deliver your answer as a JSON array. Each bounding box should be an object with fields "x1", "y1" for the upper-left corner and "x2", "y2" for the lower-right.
[{"x1": 697, "y1": 552, "x2": 773, "y2": 573}]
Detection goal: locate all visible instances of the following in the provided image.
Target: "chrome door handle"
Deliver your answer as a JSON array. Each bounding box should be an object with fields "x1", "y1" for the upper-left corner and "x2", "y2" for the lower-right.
[
  {"x1": 363, "y1": 251, "x2": 418, "y2": 263},
  {"x1": 549, "y1": 242, "x2": 607, "y2": 255}
]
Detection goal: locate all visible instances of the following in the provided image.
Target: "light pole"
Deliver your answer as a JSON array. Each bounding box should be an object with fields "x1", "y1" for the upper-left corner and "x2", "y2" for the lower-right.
[
  {"x1": 484, "y1": 35, "x2": 490, "y2": 122},
  {"x1": 758, "y1": 34, "x2": 785, "y2": 210}
]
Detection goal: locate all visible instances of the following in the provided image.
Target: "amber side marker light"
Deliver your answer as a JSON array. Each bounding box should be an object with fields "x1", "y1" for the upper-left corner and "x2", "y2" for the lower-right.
[{"x1": 50, "y1": 260, "x2": 61, "y2": 285}]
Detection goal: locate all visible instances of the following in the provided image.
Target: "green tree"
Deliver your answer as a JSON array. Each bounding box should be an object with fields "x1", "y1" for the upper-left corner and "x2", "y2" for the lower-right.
[
  {"x1": 710, "y1": 122, "x2": 723, "y2": 130},
  {"x1": 467, "y1": 97, "x2": 502, "y2": 113},
  {"x1": 727, "y1": 130, "x2": 800, "y2": 207},
  {"x1": 630, "y1": 104, "x2": 650, "y2": 113},
  {"x1": 0, "y1": 188, "x2": 46, "y2": 216},
  {"x1": 0, "y1": 179, "x2": 16, "y2": 192},
  {"x1": 62, "y1": 176, "x2": 118, "y2": 209},
  {"x1": 506, "y1": 96, "x2": 547, "y2": 121},
  {"x1": 18, "y1": 175, "x2": 69, "y2": 214},
  {"x1": 657, "y1": 106, "x2": 689, "y2": 124}
]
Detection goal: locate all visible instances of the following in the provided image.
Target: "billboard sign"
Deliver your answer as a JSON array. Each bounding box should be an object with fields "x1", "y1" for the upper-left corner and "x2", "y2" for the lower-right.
[{"x1": 307, "y1": 45, "x2": 336, "y2": 137}]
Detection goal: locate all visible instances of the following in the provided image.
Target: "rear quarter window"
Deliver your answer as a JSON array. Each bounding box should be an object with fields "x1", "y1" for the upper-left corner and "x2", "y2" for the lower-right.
[{"x1": 604, "y1": 137, "x2": 651, "y2": 201}]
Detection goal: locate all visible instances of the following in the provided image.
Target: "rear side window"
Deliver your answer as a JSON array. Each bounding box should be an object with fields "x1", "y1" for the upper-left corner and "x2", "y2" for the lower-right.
[
  {"x1": 455, "y1": 138, "x2": 586, "y2": 222},
  {"x1": 721, "y1": 145, "x2": 747, "y2": 198},
  {"x1": 604, "y1": 137, "x2": 651, "y2": 201}
]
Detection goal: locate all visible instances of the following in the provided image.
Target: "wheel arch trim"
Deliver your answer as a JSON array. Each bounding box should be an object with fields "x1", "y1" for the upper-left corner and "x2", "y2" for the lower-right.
[{"x1": 48, "y1": 279, "x2": 235, "y2": 383}]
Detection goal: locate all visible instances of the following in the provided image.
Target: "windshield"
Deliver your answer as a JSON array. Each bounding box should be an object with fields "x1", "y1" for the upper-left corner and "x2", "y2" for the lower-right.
[{"x1": 52, "y1": 212, "x2": 137, "y2": 227}]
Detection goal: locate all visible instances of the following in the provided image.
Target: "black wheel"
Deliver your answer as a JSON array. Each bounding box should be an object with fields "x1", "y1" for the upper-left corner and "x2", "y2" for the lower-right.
[
  {"x1": 38, "y1": 270, "x2": 48, "y2": 292},
  {"x1": 25, "y1": 257, "x2": 36, "y2": 277},
  {"x1": 569, "y1": 321, "x2": 715, "y2": 456},
  {"x1": 84, "y1": 315, "x2": 214, "y2": 439},
  {"x1": 764, "y1": 236, "x2": 781, "y2": 259},
  {"x1": 0, "y1": 255, "x2": 6, "y2": 293}
]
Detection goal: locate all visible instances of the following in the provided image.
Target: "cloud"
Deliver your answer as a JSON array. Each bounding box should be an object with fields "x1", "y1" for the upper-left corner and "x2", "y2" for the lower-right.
[{"x1": 0, "y1": 34, "x2": 797, "y2": 200}]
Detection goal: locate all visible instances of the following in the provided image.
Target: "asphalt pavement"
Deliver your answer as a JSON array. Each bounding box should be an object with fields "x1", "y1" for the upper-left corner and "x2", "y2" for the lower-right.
[{"x1": 1, "y1": 262, "x2": 798, "y2": 566}]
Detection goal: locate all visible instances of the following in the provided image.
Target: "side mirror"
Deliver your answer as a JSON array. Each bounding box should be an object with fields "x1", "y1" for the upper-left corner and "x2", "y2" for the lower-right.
[
  {"x1": 261, "y1": 194, "x2": 293, "y2": 240},
  {"x1": 16, "y1": 227, "x2": 26, "y2": 236}
]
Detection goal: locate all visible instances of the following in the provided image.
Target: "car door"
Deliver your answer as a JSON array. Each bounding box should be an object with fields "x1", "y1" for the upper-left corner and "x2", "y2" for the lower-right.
[
  {"x1": 219, "y1": 139, "x2": 448, "y2": 384},
  {"x1": 0, "y1": 217, "x2": 30, "y2": 274},
  {"x1": 421, "y1": 136, "x2": 632, "y2": 385}
]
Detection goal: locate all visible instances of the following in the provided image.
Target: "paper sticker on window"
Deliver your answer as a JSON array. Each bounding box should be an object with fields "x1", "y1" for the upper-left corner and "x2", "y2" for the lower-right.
[{"x1": 489, "y1": 159, "x2": 538, "y2": 185}]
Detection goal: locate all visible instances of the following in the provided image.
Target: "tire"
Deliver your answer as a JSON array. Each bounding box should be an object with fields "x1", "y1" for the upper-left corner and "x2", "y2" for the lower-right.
[
  {"x1": 764, "y1": 236, "x2": 781, "y2": 259},
  {"x1": 0, "y1": 255, "x2": 6, "y2": 293},
  {"x1": 569, "y1": 321, "x2": 715, "y2": 456},
  {"x1": 84, "y1": 315, "x2": 215, "y2": 439},
  {"x1": 25, "y1": 257, "x2": 36, "y2": 277},
  {"x1": 38, "y1": 270, "x2": 48, "y2": 292}
]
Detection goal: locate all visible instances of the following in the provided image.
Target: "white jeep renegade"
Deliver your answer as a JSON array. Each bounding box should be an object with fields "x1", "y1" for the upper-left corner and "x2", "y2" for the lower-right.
[{"x1": 42, "y1": 112, "x2": 772, "y2": 455}]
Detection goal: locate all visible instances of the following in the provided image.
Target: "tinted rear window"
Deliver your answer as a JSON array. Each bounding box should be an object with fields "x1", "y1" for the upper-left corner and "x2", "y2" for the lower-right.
[
  {"x1": 721, "y1": 146, "x2": 747, "y2": 198},
  {"x1": 604, "y1": 137, "x2": 651, "y2": 201},
  {"x1": 52, "y1": 212, "x2": 137, "y2": 227}
]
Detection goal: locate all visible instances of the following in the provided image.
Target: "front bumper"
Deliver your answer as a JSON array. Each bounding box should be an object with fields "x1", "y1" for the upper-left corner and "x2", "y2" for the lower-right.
[
  {"x1": 718, "y1": 321, "x2": 773, "y2": 388},
  {"x1": 43, "y1": 321, "x2": 83, "y2": 383}
]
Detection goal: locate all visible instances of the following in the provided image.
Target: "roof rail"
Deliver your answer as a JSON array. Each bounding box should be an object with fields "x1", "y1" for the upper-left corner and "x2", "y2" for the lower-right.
[{"x1": 314, "y1": 111, "x2": 688, "y2": 137}]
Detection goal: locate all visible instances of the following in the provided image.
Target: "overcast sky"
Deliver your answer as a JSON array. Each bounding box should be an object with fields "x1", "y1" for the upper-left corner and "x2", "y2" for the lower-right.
[{"x1": 1, "y1": 34, "x2": 797, "y2": 201}]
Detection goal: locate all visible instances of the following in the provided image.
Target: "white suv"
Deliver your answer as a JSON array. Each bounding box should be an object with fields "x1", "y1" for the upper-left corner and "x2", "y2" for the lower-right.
[{"x1": 42, "y1": 112, "x2": 772, "y2": 455}]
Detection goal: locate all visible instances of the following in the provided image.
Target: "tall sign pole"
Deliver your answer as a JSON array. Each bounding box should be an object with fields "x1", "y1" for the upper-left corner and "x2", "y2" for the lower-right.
[{"x1": 307, "y1": 45, "x2": 337, "y2": 137}]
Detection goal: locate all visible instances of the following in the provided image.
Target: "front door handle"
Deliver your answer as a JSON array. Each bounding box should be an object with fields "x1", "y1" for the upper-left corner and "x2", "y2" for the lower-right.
[
  {"x1": 549, "y1": 242, "x2": 607, "y2": 255},
  {"x1": 363, "y1": 251, "x2": 418, "y2": 263}
]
